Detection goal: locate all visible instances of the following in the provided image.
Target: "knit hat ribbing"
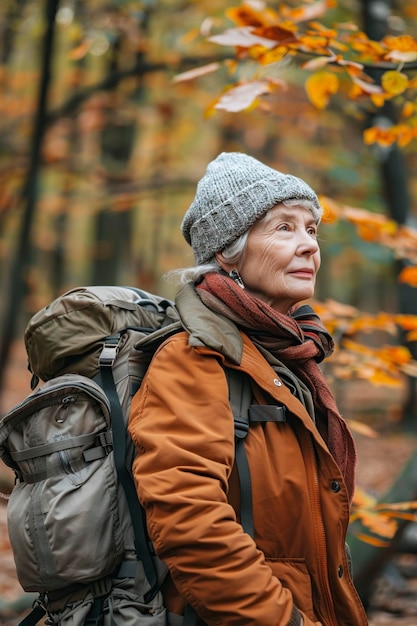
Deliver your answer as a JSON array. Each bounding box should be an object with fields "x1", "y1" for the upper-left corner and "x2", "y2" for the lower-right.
[{"x1": 181, "y1": 152, "x2": 322, "y2": 265}]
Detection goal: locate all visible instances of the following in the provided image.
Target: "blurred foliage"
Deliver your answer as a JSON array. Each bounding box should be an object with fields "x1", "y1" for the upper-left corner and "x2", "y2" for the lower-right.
[{"x1": 0, "y1": 0, "x2": 416, "y2": 378}]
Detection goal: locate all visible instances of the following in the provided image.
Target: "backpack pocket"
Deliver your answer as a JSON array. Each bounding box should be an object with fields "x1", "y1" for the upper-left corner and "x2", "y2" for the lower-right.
[{"x1": 0, "y1": 374, "x2": 125, "y2": 592}]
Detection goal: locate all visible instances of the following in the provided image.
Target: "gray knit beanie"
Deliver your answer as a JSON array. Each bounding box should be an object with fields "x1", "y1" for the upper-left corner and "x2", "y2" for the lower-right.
[{"x1": 181, "y1": 152, "x2": 322, "y2": 265}]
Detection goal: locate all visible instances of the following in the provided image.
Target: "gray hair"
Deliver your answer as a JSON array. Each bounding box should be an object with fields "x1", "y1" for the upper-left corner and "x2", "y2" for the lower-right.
[{"x1": 166, "y1": 198, "x2": 318, "y2": 286}]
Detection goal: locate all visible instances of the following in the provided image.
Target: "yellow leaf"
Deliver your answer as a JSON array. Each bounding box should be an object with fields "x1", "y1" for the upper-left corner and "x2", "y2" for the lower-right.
[
  {"x1": 381, "y1": 70, "x2": 408, "y2": 96},
  {"x1": 305, "y1": 71, "x2": 339, "y2": 109},
  {"x1": 258, "y1": 47, "x2": 288, "y2": 65},
  {"x1": 353, "y1": 487, "x2": 377, "y2": 509}
]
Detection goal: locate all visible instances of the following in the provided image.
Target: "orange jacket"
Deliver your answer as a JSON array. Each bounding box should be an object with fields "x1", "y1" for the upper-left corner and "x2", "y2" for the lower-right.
[{"x1": 128, "y1": 287, "x2": 368, "y2": 626}]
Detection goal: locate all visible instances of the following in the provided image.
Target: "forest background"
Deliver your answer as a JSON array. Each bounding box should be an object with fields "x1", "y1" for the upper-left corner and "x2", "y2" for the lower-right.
[{"x1": 1, "y1": 0, "x2": 417, "y2": 623}]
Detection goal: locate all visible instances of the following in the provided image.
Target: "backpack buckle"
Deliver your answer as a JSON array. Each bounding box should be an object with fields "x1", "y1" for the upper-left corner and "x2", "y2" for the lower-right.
[
  {"x1": 99, "y1": 334, "x2": 121, "y2": 367},
  {"x1": 234, "y1": 418, "x2": 249, "y2": 440}
]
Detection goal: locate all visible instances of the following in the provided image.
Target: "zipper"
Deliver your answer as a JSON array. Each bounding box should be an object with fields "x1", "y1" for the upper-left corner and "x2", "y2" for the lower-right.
[{"x1": 4, "y1": 377, "x2": 111, "y2": 428}]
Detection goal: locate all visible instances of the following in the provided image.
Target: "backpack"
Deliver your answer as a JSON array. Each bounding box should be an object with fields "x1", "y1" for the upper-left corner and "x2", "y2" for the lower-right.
[
  {"x1": 0, "y1": 286, "x2": 181, "y2": 626},
  {"x1": 0, "y1": 285, "x2": 273, "y2": 626}
]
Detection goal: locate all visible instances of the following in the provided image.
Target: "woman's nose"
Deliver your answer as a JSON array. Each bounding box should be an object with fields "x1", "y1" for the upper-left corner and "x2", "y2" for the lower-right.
[{"x1": 298, "y1": 231, "x2": 319, "y2": 255}]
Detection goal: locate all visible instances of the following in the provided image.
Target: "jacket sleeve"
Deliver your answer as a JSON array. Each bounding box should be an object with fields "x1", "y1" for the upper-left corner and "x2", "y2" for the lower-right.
[{"x1": 128, "y1": 333, "x2": 316, "y2": 626}]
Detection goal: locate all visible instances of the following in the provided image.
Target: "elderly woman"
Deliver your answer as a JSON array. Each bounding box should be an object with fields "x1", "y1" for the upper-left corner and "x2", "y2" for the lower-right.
[{"x1": 128, "y1": 152, "x2": 368, "y2": 626}]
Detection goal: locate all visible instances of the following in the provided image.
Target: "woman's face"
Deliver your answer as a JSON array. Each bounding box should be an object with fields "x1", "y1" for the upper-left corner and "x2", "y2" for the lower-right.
[{"x1": 223, "y1": 203, "x2": 321, "y2": 313}]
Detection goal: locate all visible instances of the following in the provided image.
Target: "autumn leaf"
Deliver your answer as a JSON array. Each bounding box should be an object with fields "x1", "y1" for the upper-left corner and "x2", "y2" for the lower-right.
[
  {"x1": 399, "y1": 266, "x2": 417, "y2": 287},
  {"x1": 347, "y1": 419, "x2": 378, "y2": 438},
  {"x1": 253, "y1": 25, "x2": 298, "y2": 45},
  {"x1": 381, "y1": 70, "x2": 409, "y2": 96},
  {"x1": 318, "y1": 195, "x2": 340, "y2": 222},
  {"x1": 305, "y1": 71, "x2": 338, "y2": 109},
  {"x1": 172, "y1": 62, "x2": 220, "y2": 83},
  {"x1": 302, "y1": 54, "x2": 336, "y2": 70},
  {"x1": 226, "y1": 4, "x2": 279, "y2": 28},
  {"x1": 281, "y1": 1, "x2": 334, "y2": 23},
  {"x1": 383, "y1": 34, "x2": 417, "y2": 52},
  {"x1": 350, "y1": 72, "x2": 383, "y2": 95},
  {"x1": 353, "y1": 533, "x2": 391, "y2": 547},
  {"x1": 402, "y1": 101, "x2": 415, "y2": 118},
  {"x1": 353, "y1": 486, "x2": 377, "y2": 509},
  {"x1": 213, "y1": 80, "x2": 275, "y2": 113},
  {"x1": 385, "y1": 49, "x2": 417, "y2": 63},
  {"x1": 306, "y1": 22, "x2": 338, "y2": 39},
  {"x1": 208, "y1": 27, "x2": 277, "y2": 50},
  {"x1": 363, "y1": 126, "x2": 393, "y2": 147},
  {"x1": 68, "y1": 41, "x2": 90, "y2": 60}
]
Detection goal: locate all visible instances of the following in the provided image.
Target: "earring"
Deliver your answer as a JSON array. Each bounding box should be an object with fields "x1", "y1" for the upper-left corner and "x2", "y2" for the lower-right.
[{"x1": 229, "y1": 269, "x2": 245, "y2": 289}]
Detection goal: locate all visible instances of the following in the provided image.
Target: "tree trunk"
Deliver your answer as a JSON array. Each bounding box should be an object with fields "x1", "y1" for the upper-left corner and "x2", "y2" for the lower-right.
[
  {"x1": 361, "y1": 0, "x2": 417, "y2": 424},
  {"x1": 0, "y1": 0, "x2": 60, "y2": 406}
]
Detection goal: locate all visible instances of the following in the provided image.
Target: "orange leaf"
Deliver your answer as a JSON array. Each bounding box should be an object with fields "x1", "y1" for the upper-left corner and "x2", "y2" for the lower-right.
[
  {"x1": 353, "y1": 533, "x2": 391, "y2": 547},
  {"x1": 319, "y1": 195, "x2": 340, "y2": 222},
  {"x1": 68, "y1": 41, "x2": 90, "y2": 61},
  {"x1": 382, "y1": 34, "x2": 417, "y2": 52},
  {"x1": 370, "y1": 93, "x2": 387, "y2": 108},
  {"x1": 402, "y1": 101, "x2": 415, "y2": 118},
  {"x1": 253, "y1": 25, "x2": 298, "y2": 45},
  {"x1": 226, "y1": 5, "x2": 279, "y2": 28},
  {"x1": 399, "y1": 266, "x2": 417, "y2": 287},
  {"x1": 305, "y1": 71, "x2": 339, "y2": 109}
]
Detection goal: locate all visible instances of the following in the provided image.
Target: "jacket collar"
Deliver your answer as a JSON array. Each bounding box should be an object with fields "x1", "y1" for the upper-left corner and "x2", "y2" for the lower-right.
[{"x1": 175, "y1": 282, "x2": 243, "y2": 365}]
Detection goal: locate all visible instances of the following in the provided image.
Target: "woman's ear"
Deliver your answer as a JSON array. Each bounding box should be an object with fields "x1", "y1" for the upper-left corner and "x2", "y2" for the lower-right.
[{"x1": 215, "y1": 252, "x2": 233, "y2": 273}]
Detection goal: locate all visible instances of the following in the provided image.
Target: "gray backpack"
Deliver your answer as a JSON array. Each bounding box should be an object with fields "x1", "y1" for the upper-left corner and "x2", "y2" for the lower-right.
[{"x1": 0, "y1": 286, "x2": 182, "y2": 626}]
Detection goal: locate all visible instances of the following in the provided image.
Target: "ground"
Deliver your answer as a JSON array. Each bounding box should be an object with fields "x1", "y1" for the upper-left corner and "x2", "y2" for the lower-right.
[{"x1": 1, "y1": 342, "x2": 417, "y2": 625}]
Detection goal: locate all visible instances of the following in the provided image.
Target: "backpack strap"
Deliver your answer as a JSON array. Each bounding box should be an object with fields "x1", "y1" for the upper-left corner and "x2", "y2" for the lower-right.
[
  {"x1": 98, "y1": 333, "x2": 159, "y2": 603},
  {"x1": 225, "y1": 368, "x2": 287, "y2": 539},
  {"x1": 18, "y1": 597, "x2": 46, "y2": 626},
  {"x1": 225, "y1": 368, "x2": 255, "y2": 538}
]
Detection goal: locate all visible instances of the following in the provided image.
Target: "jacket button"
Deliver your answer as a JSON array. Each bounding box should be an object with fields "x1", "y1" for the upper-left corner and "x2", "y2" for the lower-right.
[
  {"x1": 273, "y1": 378, "x2": 282, "y2": 386},
  {"x1": 338, "y1": 565, "x2": 344, "y2": 578},
  {"x1": 331, "y1": 480, "x2": 341, "y2": 493}
]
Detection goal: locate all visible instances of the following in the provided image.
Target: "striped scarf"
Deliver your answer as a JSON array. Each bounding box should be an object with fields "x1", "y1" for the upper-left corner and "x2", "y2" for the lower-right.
[{"x1": 197, "y1": 272, "x2": 356, "y2": 503}]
